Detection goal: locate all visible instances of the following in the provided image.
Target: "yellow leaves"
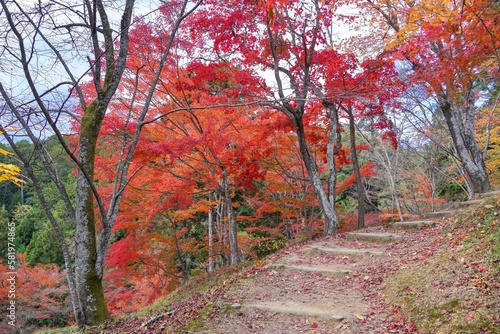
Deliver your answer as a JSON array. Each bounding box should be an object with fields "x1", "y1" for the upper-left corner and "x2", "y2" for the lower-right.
[
  {"x1": 0, "y1": 162, "x2": 23, "y2": 186},
  {"x1": 0, "y1": 132, "x2": 23, "y2": 186},
  {"x1": 475, "y1": 103, "x2": 500, "y2": 186},
  {"x1": 0, "y1": 147, "x2": 11, "y2": 156}
]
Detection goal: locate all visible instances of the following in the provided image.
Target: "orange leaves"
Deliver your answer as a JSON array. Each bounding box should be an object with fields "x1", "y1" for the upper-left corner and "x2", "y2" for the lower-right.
[
  {"x1": 359, "y1": 161, "x2": 377, "y2": 178},
  {"x1": 336, "y1": 161, "x2": 376, "y2": 194},
  {"x1": 0, "y1": 135, "x2": 23, "y2": 186},
  {"x1": 0, "y1": 255, "x2": 71, "y2": 331},
  {"x1": 104, "y1": 230, "x2": 181, "y2": 315},
  {"x1": 264, "y1": 0, "x2": 276, "y2": 26},
  {"x1": 475, "y1": 104, "x2": 500, "y2": 186},
  {"x1": 374, "y1": 0, "x2": 500, "y2": 98}
]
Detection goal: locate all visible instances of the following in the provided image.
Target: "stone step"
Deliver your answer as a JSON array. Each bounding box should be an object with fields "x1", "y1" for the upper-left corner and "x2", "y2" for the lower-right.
[
  {"x1": 268, "y1": 263, "x2": 352, "y2": 275},
  {"x1": 452, "y1": 199, "x2": 483, "y2": 209},
  {"x1": 474, "y1": 190, "x2": 500, "y2": 199},
  {"x1": 390, "y1": 220, "x2": 435, "y2": 229},
  {"x1": 346, "y1": 232, "x2": 401, "y2": 243},
  {"x1": 239, "y1": 301, "x2": 358, "y2": 321},
  {"x1": 422, "y1": 210, "x2": 462, "y2": 219},
  {"x1": 306, "y1": 246, "x2": 385, "y2": 256}
]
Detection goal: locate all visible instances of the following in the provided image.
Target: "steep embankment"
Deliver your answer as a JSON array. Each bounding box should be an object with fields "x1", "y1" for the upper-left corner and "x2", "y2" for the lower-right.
[{"x1": 52, "y1": 193, "x2": 499, "y2": 334}]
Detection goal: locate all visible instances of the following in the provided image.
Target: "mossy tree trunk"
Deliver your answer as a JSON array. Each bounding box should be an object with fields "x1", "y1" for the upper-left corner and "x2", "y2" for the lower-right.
[{"x1": 74, "y1": 101, "x2": 110, "y2": 324}]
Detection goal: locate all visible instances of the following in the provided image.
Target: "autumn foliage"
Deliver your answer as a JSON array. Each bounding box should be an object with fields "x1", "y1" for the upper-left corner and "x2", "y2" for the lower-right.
[
  {"x1": 0, "y1": 255, "x2": 72, "y2": 332},
  {"x1": 75, "y1": 0, "x2": 407, "y2": 313},
  {"x1": 4, "y1": 0, "x2": 499, "y2": 326}
]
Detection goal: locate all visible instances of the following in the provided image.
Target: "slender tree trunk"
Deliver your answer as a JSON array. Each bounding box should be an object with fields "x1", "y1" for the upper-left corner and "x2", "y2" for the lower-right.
[
  {"x1": 172, "y1": 223, "x2": 189, "y2": 284},
  {"x1": 208, "y1": 204, "x2": 214, "y2": 272},
  {"x1": 483, "y1": 94, "x2": 499, "y2": 158},
  {"x1": 284, "y1": 218, "x2": 293, "y2": 240},
  {"x1": 221, "y1": 167, "x2": 240, "y2": 264},
  {"x1": 325, "y1": 103, "x2": 341, "y2": 235},
  {"x1": 295, "y1": 120, "x2": 338, "y2": 236},
  {"x1": 347, "y1": 109, "x2": 365, "y2": 229},
  {"x1": 430, "y1": 173, "x2": 436, "y2": 212},
  {"x1": 214, "y1": 195, "x2": 226, "y2": 259}
]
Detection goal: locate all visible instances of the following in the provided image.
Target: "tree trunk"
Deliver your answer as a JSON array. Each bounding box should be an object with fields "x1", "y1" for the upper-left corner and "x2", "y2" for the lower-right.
[
  {"x1": 208, "y1": 204, "x2": 214, "y2": 272},
  {"x1": 172, "y1": 223, "x2": 189, "y2": 284},
  {"x1": 74, "y1": 101, "x2": 109, "y2": 325},
  {"x1": 440, "y1": 100, "x2": 490, "y2": 197},
  {"x1": 347, "y1": 109, "x2": 365, "y2": 229},
  {"x1": 325, "y1": 103, "x2": 341, "y2": 235},
  {"x1": 295, "y1": 120, "x2": 338, "y2": 236},
  {"x1": 221, "y1": 167, "x2": 240, "y2": 265}
]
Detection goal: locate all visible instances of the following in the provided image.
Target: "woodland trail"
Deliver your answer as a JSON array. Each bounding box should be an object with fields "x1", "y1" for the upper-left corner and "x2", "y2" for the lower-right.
[
  {"x1": 189, "y1": 193, "x2": 499, "y2": 333},
  {"x1": 192, "y1": 224, "x2": 424, "y2": 334}
]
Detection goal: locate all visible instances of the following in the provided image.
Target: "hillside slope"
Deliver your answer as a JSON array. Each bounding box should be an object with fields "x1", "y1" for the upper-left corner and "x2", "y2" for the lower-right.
[{"x1": 48, "y1": 195, "x2": 500, "y2": 334}]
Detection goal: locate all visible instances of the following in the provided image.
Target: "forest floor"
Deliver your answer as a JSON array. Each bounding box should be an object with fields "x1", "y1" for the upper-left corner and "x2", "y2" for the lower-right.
[{"x1": 70, "y1": 195, "x2": 500, "y2": 334}]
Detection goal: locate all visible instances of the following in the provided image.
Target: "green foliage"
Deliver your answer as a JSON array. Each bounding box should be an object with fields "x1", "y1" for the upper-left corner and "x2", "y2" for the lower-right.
[
  {"x1": 26, "y1": 223, "x2": 65, "y2": 267},
  {"x1": 251, "y1": 235, "x2": 288, "y2": 258},
  {"x1": 29, "y1": 140, "x2": 75, "y2": 266},
  {"x1": 14, "y1": 183, "x2": 74, "y2": 267},
  {"x1": 336, "y1": 165, "x2": 352, "y2": 183},
  {"x1": 436, "y1": 181, "x2": 467, "y2": 201},
  {"x1": 336, "y1": 195, "x2": 358, "y2": 213},
  {"x1": 0, "y1": 206, "x2": 11, "y2": 260},
  {"x1": 14, "y1": 205, "x2": 37, "y2": 253},
  {"x1": 0, "y1": 137, "x2": 76, "y2": 267}
]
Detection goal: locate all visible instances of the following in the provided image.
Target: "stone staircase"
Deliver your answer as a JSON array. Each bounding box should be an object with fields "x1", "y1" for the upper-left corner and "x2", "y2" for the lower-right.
[
  {"x1": 194, "y1": 191, "x2": 499, "y2": 333},
  {"x1": 421, "y1": 190, "x2": 500, "y2": 220},
  {"x1": 346, "y1": 231, "x2": 401, "y2": 242},
  {"x1": 209, "y1": 228, "x2": 409, "y2": 332}
]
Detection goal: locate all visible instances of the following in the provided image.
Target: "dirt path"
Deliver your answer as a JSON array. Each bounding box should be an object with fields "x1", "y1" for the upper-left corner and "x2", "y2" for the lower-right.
[
  {"x1": 191, "y1": 221, "x2": 438, "y2": 334},
  {"x1": 90, "y1": 193, "x2": 500, "y2": 334}
]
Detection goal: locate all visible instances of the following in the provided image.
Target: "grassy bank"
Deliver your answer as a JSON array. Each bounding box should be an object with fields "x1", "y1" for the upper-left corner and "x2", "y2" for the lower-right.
[{"x1": 385, "y1": 196, "x2": 500, "y2": 333}]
